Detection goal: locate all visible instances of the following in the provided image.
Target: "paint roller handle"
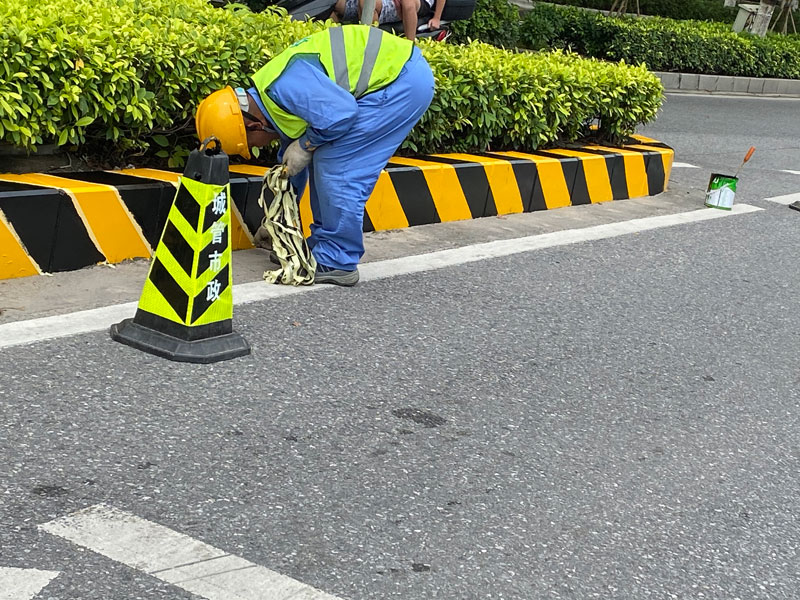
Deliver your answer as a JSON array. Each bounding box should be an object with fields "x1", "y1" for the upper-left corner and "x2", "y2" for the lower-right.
[{"x1": 733, "y1": 146, "x2": 756, "y2": 178}]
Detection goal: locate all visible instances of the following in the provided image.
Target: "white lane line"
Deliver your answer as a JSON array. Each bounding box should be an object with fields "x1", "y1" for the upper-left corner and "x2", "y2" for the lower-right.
[
  {"x1": 0, "y1": 204, "x2": 762, "y2": 350},
  {"x1": 765, "y1": 192, "x2": 800, "y2": 205},
  {"x1": 355, "y1": 203, "x2": 761, "y2": 282},
  {"x1": 40, "y1": 505, "x2": 343, "y2": 600},
  {"x1": 780, "y1": 170, "x2": 800, "y2": 175},
  {"x1": 672, "y1": 162, "x2": 700, "y2": 168},
  {"x1": 0, "y1": 302, "x2": 138, "y2": 350},
  {"x1": 0, "y1": 567, "x2": 60, "y2": 600}
]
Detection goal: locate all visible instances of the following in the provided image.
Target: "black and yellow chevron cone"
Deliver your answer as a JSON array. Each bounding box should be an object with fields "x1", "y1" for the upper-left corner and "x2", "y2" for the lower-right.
[{"x1": 110, "y1": 138, "x2": 250, "y2": 363}]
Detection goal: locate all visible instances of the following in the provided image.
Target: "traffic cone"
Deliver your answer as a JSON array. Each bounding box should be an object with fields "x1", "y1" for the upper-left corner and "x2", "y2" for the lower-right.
[{"x1": 110, "y1": 138, "x2": 250, "y2": 363}]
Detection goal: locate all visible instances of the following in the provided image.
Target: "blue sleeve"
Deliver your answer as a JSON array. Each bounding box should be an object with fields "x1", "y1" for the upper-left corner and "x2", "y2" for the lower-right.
[{"x1": 267, "y1": 59, "x2": 358, "y2": 149}]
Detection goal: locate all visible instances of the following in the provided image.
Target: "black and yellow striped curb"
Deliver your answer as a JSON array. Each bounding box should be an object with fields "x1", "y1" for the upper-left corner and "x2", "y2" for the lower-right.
[{"x1": 0, "y1": 135, "x2": 673, "y2": 280}]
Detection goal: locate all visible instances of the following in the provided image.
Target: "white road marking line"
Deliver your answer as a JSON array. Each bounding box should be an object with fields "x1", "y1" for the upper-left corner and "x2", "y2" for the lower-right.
[
  {"x1": 765, "y1": 192, "x2": 800, "y2": 205},
  {"x1": 40, "y1": 505, "x2": 343, "y2": 600},
  {"x1": 672, "y1": 162, "x2": 700, "y2": 168},
  {"x1": 356, "y1": 204, "x2": 762, "y2": 282},
  {"x1": 0, "y1": 204, "x2": 763, "y2": 350},
  {"x1": 0, "y1": 302, "x2": 138, "y2": 350},
  {"x1": 0, "y1": 567, "x2": 60, "y2": 600},
  {"x1": 780, "y1": 170, "x2": 800, "y2": 175}
]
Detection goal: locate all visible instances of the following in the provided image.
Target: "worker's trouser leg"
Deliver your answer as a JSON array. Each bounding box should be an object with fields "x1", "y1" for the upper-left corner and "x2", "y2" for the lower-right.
[{"x1": 307, "y1": 47, "x2": 434, "y2": 271}]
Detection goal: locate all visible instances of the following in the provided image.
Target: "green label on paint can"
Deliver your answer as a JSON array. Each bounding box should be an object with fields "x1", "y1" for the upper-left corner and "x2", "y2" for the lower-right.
[{"x1": 705, "y1": 174, "x2": 738, "y2": 210}]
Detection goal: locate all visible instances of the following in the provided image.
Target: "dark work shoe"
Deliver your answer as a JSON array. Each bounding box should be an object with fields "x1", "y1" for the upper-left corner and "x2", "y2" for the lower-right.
[{"x1": 315, "y1": 263, "x2": 359, "y2": 286}]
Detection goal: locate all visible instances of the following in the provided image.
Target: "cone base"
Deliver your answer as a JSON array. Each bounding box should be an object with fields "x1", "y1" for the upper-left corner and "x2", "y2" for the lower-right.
[{"x1": 110, "y1": 318, "x2": 250, "y2": 364}]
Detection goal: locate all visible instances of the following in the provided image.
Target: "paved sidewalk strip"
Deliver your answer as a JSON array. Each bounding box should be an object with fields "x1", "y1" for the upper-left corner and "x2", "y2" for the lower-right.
[
  {"x1": 656, "y1": 71, "x2": 800, "y2": 97},
  {"x1": 0, "y1": 203, "x2": 762, "y2": 351},
  {"x1": 40, "y1": 505, "x2": 343, "y2": 600}
]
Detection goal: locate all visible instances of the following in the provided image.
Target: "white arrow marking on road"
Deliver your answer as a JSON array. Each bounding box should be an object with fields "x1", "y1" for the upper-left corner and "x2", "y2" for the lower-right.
[
  {"x1": 0, "y1": 567, "x2": 60, "y2": 600},
  {"x1": 0, "y1": 203, "x2": 763, "y2": 350},
  {"x1": 672, "y1": 162, "x2": 700, "y2": 168},
  {"x1": 40, "y1": 505, "x2": 344, "y2": 600},
  {"x1": 765, "y1": 192, "x2": 800, "y2": 205}
]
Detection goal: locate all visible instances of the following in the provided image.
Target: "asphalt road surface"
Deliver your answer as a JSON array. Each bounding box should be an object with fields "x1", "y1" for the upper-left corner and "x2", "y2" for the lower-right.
[{"x1": 1, "y1": 93, "x2": 799, "y2": 599}]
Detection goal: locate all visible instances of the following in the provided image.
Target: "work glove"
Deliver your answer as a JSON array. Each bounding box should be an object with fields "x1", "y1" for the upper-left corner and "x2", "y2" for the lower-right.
[{"x1": 283, "y1": 139, "x2": 313, "y2": 177}]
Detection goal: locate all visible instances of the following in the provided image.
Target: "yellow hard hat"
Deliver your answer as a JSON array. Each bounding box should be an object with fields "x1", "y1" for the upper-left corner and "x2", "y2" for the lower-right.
[{"x1": 195, "y1": 86, "x2": 250, "y2": 159}]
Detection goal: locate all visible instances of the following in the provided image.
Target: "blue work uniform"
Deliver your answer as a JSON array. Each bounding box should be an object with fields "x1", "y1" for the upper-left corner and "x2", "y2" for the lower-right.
[{"x1": 249, "y1": 46, "x2": 434, "y2": 271}]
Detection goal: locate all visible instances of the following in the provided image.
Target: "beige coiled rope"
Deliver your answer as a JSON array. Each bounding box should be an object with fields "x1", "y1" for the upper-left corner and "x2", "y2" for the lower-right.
[{"x1": 257, "y1": 165, "x2": 316, "y2": 285}]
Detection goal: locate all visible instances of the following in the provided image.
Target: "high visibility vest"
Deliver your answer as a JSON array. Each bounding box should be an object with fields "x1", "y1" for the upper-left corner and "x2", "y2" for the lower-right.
[{"x1": 251, "y1": 25, "x2": 414, "y2": 139}]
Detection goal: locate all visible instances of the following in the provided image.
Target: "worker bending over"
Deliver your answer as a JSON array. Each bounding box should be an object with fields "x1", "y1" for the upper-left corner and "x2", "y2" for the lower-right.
[{"x1": 196, "y1": 25, "x2": 434, "y2": 286}]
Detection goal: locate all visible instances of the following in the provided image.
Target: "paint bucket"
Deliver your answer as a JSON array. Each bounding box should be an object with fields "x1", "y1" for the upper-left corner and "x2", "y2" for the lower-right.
[{"x1": 704, "y1": 173, "x2": 738, "y2": 210}]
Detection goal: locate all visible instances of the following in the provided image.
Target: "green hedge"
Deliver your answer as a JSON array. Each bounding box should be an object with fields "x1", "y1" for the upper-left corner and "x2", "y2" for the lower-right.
[
  {"x1": 0, "y1": 0, "x2": 663, "y2": 164},
  {"x1": 542, "y1": 0, "x2": 738, "y2": 23},
  {"x1": 418, "y1": 41, "x2": 663, "y2": 150},
  {"x1": 0, "y1": 0, "x2": 321, "y2": 164},
  {"x1": 520, "y1": 4, "x2": 800, "y2": 79},
  {"x1": 449, "y1": 0, "x2": 521, "y2": 48}
]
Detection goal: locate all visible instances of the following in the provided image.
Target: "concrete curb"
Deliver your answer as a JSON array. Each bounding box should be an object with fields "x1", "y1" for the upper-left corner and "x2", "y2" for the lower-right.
[
  {"x1": 654, "y1": 71, "x2": 800, "y2": 97},
  {"x1": 0, "y1": 136, "x2": 674, "y2": 280}
]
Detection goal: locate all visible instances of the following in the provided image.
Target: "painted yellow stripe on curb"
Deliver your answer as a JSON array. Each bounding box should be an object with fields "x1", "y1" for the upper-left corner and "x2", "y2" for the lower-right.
[
  {"x1": 543, "y1": 149, "x2": 614, "y2": 204},
  {"x1": 435, "y1": 153, "x2": 524, "y2": 215},
  {"x1": 365, "y1": 171, "x2": 408, "y2": 231},
  {"x1": 118, "y1": 168, "x2": 181, "y2": 185},
  {"x1": 0, "y1": 211, "x2": 40, "y2": 279},
  {"x1": 626, "y1": 144, "x2": 675, "y2": 191},
  {"x1": 299, "y1": 185, "x2": 313, "y2": 239},
  {"x1": 230, "y1": 203, "x2": 255, "y2": 251},
  {"x1": 631, "y1": 134, "x2": 664, "y2": 145},
  {"x1": 661, "y1": 151, "x2": 674, "y2": 191},
  {"x1": 491, "y1": 152, "x2": 572, "y2": 209},
  {"x1": 0, "y1": 173, "x2": 150, "y2": 263},
  {"x1": 388, "y1": 157, "x2": 472, "y2": 222},
  {"x1": 587, "y1": 146, "x2": 649, "y2": 199},
  {"x1": 229, "y1": 165, "x2": 270, "y2": 177}
]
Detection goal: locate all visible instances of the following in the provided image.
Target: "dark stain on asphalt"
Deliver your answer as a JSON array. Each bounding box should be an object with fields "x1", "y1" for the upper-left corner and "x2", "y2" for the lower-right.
[
  {"x1": 740, "y1": 510, "x2": 751, "y2": 522},
  {"x1": 32, "y1": 485, "x2": 68, "y2": 497},
  {"x1": 392, "y1": 408, "x2": 447, "y2": 428}
]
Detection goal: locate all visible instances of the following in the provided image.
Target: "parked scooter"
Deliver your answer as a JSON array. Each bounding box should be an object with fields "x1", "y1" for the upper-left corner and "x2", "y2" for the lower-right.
[{"x1": 275, "y1": 0, "x2": 475, "y2": 40}]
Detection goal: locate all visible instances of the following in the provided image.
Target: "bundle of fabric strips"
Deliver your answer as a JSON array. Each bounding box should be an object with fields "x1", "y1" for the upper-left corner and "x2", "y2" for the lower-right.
[{"x1": 257, "y1": 165, "x2": 316, "y2": 285}]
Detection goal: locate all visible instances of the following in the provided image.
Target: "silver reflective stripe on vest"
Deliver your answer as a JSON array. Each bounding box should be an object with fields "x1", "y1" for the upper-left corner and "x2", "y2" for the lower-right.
[
  {"x1": 329, "y1": 27, "x2": 350, "y2": 91},
  {"x1": 354, "y1": 27, "x2": 383, "y2": 98}
]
